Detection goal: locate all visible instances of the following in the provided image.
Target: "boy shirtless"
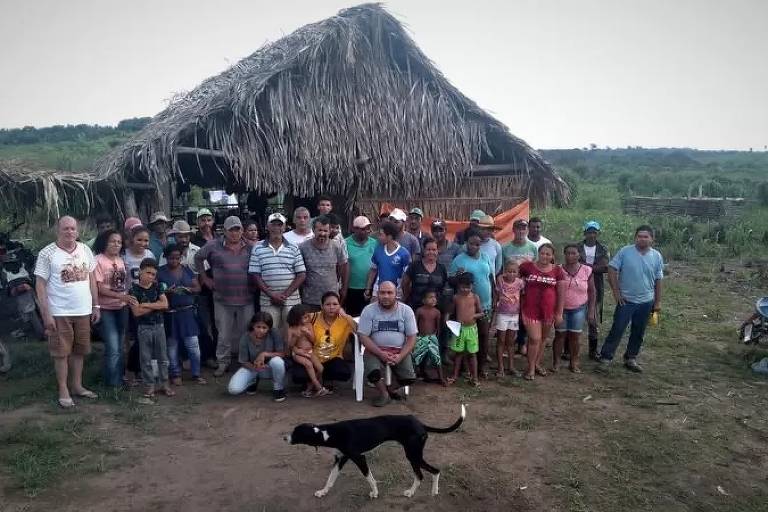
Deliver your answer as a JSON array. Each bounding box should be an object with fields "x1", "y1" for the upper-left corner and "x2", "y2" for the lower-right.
[
  {"x1": 447, "y1": 272, "x2": 483, "y2": 386},
  {"x1": 286, "y1": 305, "x2": 329, "y2": 397},
  {"x1": 414, "y1": 290, "x2": 445, "y2": 385}
]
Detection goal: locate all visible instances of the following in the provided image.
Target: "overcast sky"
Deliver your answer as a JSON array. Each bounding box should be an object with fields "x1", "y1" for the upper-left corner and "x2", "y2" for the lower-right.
[{"x1": 1, "y1": 0, "x2": 766, "y2": 150}]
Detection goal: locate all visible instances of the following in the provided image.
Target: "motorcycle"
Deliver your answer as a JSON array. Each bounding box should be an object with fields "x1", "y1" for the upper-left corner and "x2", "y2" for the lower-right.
[
  {"x1": 739, "y1": 297, "x2": 768, "y2": 345},
  {"x1": 0, "y1": 229, "x2": 45, "y2": 341}
]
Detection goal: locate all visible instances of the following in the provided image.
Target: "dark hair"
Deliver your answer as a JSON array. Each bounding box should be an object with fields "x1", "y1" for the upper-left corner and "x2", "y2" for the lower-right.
[
  {"x1": 312, "y1": 215, "x2": 331, "y2": 229},
  {"x1": 163, "y1": 243, "x2": 182, "y2": 258},
  {"x1": 538, "y1": 243, "x2": 557, "y2": 264},
  {"x1": 635, "y1": 225, "x2": 655, "y2": 237},
  {"x1": 93, "y1": 229, "x2": 123, "y2": 255},
  {"x1": 327, "y1": 213, "x2": 340, "y2": 227},
  {"x1": 139, "y1": 257, "x2": 158, "y2": 270},
  {"x1": 529, "y1": 217, "x2": 543, "y2": 225},
  {"x1": 422, "y1": 288, "x2": 438, "y2": 298},
  {"x1": 421, "y1": 236, "x2": 437, "y2": 251},
  {"x1": 563, "y1": 243, "x2": 580, "y2": 254},
  {"x1": 321, "y1": 291, "x2": 341, "y2": 305},
  {"x1": 456, "y1": 271, "x2": 474, "y2": 286},
  {"x1": 380, "y1": 221, "x2": 399, "y2": 239},
  {"x1": 248, "y1": 312, "x2": 274, "y2": 331},
  {"x1": 129, "y1": 225, "x2": 150, "y2": 240},
  {"x1": 464, "y1": 228, "x2": 482, "y2": 241},
  {"x1": 318, "y1": 196, "x2": 332, "y2": 205},
  {"x1": 286, "y1": 304, "x2": 313, "y2": 327},
  {"x1": 95, "y1": 213, "x2": 113, "y2": 225}
]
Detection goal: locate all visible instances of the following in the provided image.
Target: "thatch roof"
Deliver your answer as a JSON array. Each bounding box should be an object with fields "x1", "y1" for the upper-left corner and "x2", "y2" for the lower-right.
[
  {"x1": 0, "y1": 159, "x2": 97, "y2": 218},
  {"x1": 98, "y1": 3, "x2": 567, "y2": 204}
]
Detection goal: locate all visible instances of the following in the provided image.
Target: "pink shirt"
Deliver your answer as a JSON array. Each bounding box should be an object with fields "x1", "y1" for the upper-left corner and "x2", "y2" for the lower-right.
[
  {"x1": 562, "y1": 264, "x2": 592, "y2": 310},
  {"x1": 95, "y1": 254, "x2": 128, "y2": 310},
  {"x1": 496, "y1": 277, "x2": 524, "y2": 315}
]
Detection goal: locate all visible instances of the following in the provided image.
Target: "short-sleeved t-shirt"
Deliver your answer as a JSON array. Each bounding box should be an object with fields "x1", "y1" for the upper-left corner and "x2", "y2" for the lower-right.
[
  {"x1": 194, "y1": 240, "x2": 251, "y2": 306},
  {"x1": 34, "y1": 242, "x2": 96, "y2": 317},
  {"x1": 528, "y1": 236, "x2": 552, "y2": 250},
  {"x1": 449, "y1": 252, "x2": 494, "y2": 311},
  {"x1": 357, "y1": 302, "x2": 418, "y2": 350},
  {"x1": 371, "y1": 243, "x2": 411, "y2": 287},
  {"x1": 345, "y1": 236, "x2": 377, "y2": 290},
  {"x1": 249, "y1": 239, "x2": 306, "y2": 307},
  {"x1": 562, "y1": 264, "x2": 592, "y2": 310},
  {"x1": 299, "y1": 239, "x2": 348, "y2": 306},
  {"x1": 519, "y1": 261, "x2": 565, "y2": 320},
  {"x1": 123, "y1": 249, "x2": 155, "y2": 285},
  {"x1": 404, "y1": 260, "x2": 448, "y2": 309},
  {"x1": 479, "y1": 238, "x2": 503, "y2": 275},
  {"x1": 94, "y1": 254, "x2": 128, "y2": 310},
  {"x1": 436, "y1": 241, "x2": 462, "y2": 269},
  {"x1": 283, "y1": 230, "x2": 313, "y2": 247},
  {"x1": 502, "y1": 240, "x2": 538, "y2": 264},
  {"x1": 129, "y1": 282, "x2": 165, "y2": 325},
  {"x1": 398, "y1": 231, "x2": 421, "y2": 259},
  {"x1": 238, "y1": 329, "x2": 285, "y2": 364},
  {"x1": 496, "y1": 276, "x2": 525, "y2": 315},
  {"x1": 610, "y1": 245, "x2": 664, "y2": 304},
  {"x1": 310, "y1": 312, "x2": 355, "y2": 362}
]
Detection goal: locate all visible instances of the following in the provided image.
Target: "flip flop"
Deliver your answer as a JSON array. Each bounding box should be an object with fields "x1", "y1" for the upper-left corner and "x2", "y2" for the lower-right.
[
  {"x1": 73, "y1": 390, "x2": 98, "y2": 399},
  {"x1": 58, "y1": 397, "x2": 75, "y2": 408},
  {"x1": 523, "y1": 374, "x2": 535, "y2": 381}
]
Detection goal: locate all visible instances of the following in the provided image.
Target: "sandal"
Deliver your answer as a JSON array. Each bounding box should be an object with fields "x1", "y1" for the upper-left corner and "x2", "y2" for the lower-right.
[
  {"x1": 445, "y1": 377, "x2": 456, "y2": 386},
  {"x1": 523, "y1": 374, "x2": 535, "y2": 381},
  {"x1": 469, "y1": 379, "x2": 480, "y2": 388},
  {"x1": 72, "y1": 389, "x2": 98, "y2": 399},
  {"x1": 301, "y1": 390, "x2": 314, "y2": 398},
  {"x1": 570, "y1": 366, "x2": 583, "y2": 374},
  {"x1": 315, "y1": 387, "x2": 330, "y2": 397},
  {"x1": 58, "y1": 397, "x2": 75, "y2": 408},
  {"x1": 535, "y1": 367, "x2": 549, "y2": 377},
  {"x1": 495, "y1": 371, "x2": 505, "y2": 379},
  {"x1": 161, "y1": 388, "x2": 176, "y2": 397},
  {"x1": 193, "y1": 376, "x2": 208, "y2": 385}
]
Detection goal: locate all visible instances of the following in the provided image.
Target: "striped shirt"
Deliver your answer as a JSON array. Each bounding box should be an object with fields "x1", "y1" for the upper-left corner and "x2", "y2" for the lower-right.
[
  {"x1": 248, "y1": 238, "x2": 306, "y2": 307},
  {"x1": 194, "y1": 239, "x2": 251, "y2": 306}
]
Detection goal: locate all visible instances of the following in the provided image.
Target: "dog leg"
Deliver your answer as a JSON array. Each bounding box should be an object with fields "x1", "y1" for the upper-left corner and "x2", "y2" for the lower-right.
[
  {"x1": 365, "y1": 471, "x2": 379, "y2": 499},
  {"x1": 403, "y1": 476, "x2": 421, "y2": 498},
  {"x1": 315, "y1": 453, "x2": 347, "y2": 498},
  {"x1": 431, "y1": 473, "x2": 440, "y2": 496},
  {"x1": 350, "y1": 455, "x2": 378, "y2": 499}
]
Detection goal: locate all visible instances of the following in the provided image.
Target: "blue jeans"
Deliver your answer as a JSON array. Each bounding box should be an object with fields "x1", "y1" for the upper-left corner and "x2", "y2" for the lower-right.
[
  {"x1": 227, "y1": 356, "x2": 286, "y2": 395},
  {"x1": 98, "y1": 307, "x2": 128, "y2": 387},
  {"x1": 167, "y1": 336, "x2": 202, "y2": 378},
  {"x1": 600, "y1": 301, "x2": 654, "y2": 361}
]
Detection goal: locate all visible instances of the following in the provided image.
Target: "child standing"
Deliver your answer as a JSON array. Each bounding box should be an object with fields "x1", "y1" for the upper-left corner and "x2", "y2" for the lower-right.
[
  {"x1": 495, "y1": 260, "x2": 525, "y2": 377},
  {"x1": 413, "y1": 289, "x2": 445, "y2": 385},
  {"x1": 286, "y1": 305, "x2": 329, "y2": 397},
  {"x1": 447, "y1": 273, "x2": 484, "y2": 387},
  {"x1": 128, "y1": 258, "x2": 174, "y2": 401}
]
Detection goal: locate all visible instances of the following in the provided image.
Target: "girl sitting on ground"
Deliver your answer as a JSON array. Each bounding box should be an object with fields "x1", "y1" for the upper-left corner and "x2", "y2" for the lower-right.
[{"x1": 286, "y1": 305, "x2": 330, "y2": 397}]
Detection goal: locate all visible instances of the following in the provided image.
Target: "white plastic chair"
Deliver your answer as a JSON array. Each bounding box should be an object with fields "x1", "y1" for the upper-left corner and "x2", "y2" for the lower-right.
[{"x1": 352, "y1": 333, "x2": 410, "y2": 402}]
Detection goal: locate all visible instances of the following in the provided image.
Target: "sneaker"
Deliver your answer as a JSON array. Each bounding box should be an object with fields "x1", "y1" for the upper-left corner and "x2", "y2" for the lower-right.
[
  {"x1": 624, "y1": 359, "x2": 643, "y2": 373},
  {"x1": 372, "y1": 394, "x2": 391, "y2": 407},
  {"x1": 246, "y1": 379, "x2": 260, "y2": 395},
  {"x1": 595, "y1": 358, "x2": 611, "y2": 373},
  {"x1": 272, "y1": 389, "x2": 287, "y2": 402},
  {"x1": 213, "y1": 363, "x2": 227, "y2": 377}
]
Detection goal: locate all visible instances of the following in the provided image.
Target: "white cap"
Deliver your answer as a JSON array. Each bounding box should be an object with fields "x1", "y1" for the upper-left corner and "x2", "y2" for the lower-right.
[
  {"x1": 268, "y1": 213, "x2": 287, "y2": 224},
  {"x1": 389, "y1": 208, "x2": 407, "y2": 222}
]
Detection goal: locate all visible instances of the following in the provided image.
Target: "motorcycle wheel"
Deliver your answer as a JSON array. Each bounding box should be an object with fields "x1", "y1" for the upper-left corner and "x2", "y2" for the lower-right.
[{"x1": 0, "y1": 341, "x2": 10, "y2": 373}]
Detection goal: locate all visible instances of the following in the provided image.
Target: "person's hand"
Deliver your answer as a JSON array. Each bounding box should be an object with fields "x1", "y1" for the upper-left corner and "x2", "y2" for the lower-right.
[
  {"x1": 269, "y1": 292, "x2": 285, "y2": 306},
  {"x1": 339, "y1": 291, "x2": 347, "y2": 305},
  {"x1": 44, "y1": 314, "x2": 57, "y2": 336},
  {"x1": 363, "y1": 289, "x2": 372, "y2": 301},
  {"x1": 613, "y1": 292, "x2": 626, "y2": 306},
  {"x1": 91, "y1": 307, "x2": 101, "y2": 324},
  {"x1": 554, "y1": 314, "x2": 564, "y2": 327},
  {"x1": 124, "y1": 295, "x2": 139, "y2": 307},
  {"x1": 652, "y1": 302, "x2": 661, "y2": 313},
  {"x1": 202, "y1": 276, "x2": 215, "y2": 290},
  {"x1": 254, "y1": 354, "x2": 266, "y2": 368},
  {"x1": 588, "y1": 309, "x2": 597, "y2": 326}
]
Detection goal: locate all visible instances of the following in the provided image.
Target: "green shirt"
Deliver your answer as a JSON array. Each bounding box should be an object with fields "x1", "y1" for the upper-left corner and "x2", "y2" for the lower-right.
[
  {"x1": 345, "y1": 235, "x2": 377, "y2": 290},
  {"x1": 502, "y1": 240, "x2": 538, "y2": 264}
]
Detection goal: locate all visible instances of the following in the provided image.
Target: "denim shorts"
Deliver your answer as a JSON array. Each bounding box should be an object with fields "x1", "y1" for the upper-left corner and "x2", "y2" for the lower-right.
[{"x1": 556, "y1": 304, "x2": 587, "y2": 333}]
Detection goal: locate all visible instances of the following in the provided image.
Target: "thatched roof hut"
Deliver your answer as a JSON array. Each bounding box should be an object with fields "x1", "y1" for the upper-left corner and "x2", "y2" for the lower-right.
[{"x1": 98, "y1": 3, "x2": 567, "y2": 217}]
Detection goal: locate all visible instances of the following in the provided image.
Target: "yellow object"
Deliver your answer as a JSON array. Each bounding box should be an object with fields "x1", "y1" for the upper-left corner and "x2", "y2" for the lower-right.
[{"x1": 649, "y1": 312, "x2": 659, "y2": 326}]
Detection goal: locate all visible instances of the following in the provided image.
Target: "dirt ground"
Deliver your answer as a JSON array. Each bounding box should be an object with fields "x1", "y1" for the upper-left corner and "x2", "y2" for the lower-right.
[{"x1": 2, "y1": 261, "x2": 768, "y2": 512}]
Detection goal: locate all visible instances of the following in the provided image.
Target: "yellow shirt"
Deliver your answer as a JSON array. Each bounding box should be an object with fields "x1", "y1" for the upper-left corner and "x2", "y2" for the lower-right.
[{"x1": 310, "y1": 313, "x2": 355, "y2": 362}]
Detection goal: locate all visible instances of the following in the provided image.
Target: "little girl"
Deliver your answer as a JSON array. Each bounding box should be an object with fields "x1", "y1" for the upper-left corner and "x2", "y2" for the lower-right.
[
  {"x1": 286, "y1": 305, "x2": 329, "y2": 397},
  {"x1": 495, "y1": 260, "x2": 525, "y2": 377}
]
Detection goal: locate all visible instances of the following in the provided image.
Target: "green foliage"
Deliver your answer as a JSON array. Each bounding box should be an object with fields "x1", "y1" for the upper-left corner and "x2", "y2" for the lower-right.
[{"x1": 0, "y1": 118, "x2": 149, "y2": 146}]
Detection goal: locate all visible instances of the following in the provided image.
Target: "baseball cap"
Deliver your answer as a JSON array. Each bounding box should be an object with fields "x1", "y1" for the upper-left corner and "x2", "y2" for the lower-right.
[
  {"x1": 149, "y1": 212, "x2": 170, "y2": 225},
  {"x1": 431, "y1": 219, "x2": 446, "y2": 230},
  {"x1": 268, "y1": 212, "x2": 287, "y2": 224},
  {"x1": 469, "y1": 209, "x2": 486, "y2": 221},
  {"x1": 584, "y1": 220, "x2": 601, "y2": 232},
  {"x1": 353, "y1": 215, "x2": 372, "y2": 228},
  {"x1": 124, "y1": 217, "x2": 142, "y2": 232},
  {"x1": 196, "y1": 208, "x2": 213, "y2": 218},
  {"x1": 388, "y1": 208, "x2": 407, "y2": 222},
  {"x1": 512, "y1": 218, "x2": 529, "y2": 228},
  {"x1": 223, "y1": 216, "x2": 243, "y2": 230},
  {"x1": 170, "y1": 220, "x2": 192, "y2": 234},
  {"x1": 409, "y1": 207, "x2": 424, "y2": 218}
]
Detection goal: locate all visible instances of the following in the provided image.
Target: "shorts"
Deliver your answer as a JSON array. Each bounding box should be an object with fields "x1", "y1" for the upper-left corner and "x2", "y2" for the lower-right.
[
  {"x1": 495, "y1": 313, "x2": 519, "y2": 332},
  {"x1": 48, "y1": 315, "x2": 92, "y2": 357},
  {"x1": 556, "y1": 304, "x2": 587, "y2": 333},
  {"x1": 412, "y1": 334, "x2": 441, "y2": 366},
  {"x1": 364, "y1": 351, "x2": 416, "y2": 384},
  {"x1": 450, "y1": 324, "x2": 479, "y2": 354}
]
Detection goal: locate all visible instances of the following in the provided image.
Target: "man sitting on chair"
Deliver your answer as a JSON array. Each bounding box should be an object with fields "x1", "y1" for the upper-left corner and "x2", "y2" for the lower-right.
[{"x1": 357, "y1": 281, "x2": 418, "y2": 407}]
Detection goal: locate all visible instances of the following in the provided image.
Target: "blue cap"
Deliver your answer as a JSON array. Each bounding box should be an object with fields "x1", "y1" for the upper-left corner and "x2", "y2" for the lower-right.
[{"x1": 584, "y1": 221, "x2": 601, "y2": 231}]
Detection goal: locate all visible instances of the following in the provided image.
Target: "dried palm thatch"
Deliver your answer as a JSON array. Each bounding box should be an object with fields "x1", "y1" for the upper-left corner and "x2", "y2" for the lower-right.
[
  {"x1": 0, "y1": 159, "x2": 96, "y2": 218},
  {"x1": 98, "y1": 3, "x2": 567, "y2": 206}
]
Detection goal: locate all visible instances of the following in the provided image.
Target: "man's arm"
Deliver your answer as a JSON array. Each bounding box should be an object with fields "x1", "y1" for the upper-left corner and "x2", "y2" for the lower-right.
[
  {"x1": 587, "y1": 274, "x2": 597, "y2": 323},
  {"x1": 89, "y1": 272, "x2": 101, "y2": 322},
  {"x1": 35, "y1": 277, "x2": 56, "y2": 333},
  {"x1": 398, "y1": 334, "x2": 417, "y2": 358},
  {"x1": 593, "y1": 252, "x2": 610, "y2": 274},
  {"x1": 338, "y1": 261, "x2": 349, "y2": 302},
  {"x1": 607, "y1": 267, "x2": 624, "y2": 305},
  {"x1": 364, "y1": 268, "x2": 377, "y2": 299},
  {"x1": 359, "y1": 333, "x2": 388, "y2": 360},
  {"x1": 653, "y1": 279, "x2": 662, "y2": 312}
]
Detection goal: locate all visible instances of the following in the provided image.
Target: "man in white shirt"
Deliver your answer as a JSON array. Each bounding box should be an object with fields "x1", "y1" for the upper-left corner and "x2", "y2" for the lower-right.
[
  {"x1": 283, "y1": 207, "x2": 314, "y2": 246},
  {"x1": 527, "y1": 217, "x2": 552, "y2": 249},
  {"x1": 34, "y1": 216, "x2": 100, "y2": 408}
]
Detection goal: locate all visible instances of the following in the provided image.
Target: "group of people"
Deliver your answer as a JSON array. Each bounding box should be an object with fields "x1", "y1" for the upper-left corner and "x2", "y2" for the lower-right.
[{"x1": 33, "y1": 197, "x2": 664, "y2": 408}]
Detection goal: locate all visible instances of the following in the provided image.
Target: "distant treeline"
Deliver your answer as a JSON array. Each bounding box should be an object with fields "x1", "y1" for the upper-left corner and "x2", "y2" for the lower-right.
[{"x1": 0, "y1": 117, "x2": 151, "y2": 145}]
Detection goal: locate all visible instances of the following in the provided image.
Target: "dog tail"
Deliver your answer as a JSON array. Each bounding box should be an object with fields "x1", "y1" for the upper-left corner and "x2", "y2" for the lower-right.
[{"x1": 423, "y1": 404, "x2": 466, "y2": 434}]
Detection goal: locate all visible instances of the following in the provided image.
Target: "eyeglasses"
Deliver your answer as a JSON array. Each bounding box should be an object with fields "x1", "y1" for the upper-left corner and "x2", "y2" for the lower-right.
[{"x1": 324, "y1": 329, "x2": 331, "y2": 343}]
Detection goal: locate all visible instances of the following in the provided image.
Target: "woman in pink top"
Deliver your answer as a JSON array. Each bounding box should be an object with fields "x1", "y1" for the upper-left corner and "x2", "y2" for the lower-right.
[
  {"x1": 553, "y1": 244, "x2": 596, "y2": 373},
  {"x1": 93, "y1": 229, "x2": 135, "y2": 387}
]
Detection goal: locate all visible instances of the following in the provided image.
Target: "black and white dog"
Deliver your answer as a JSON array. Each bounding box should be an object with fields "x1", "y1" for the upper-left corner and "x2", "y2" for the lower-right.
[{"x1": 285, "y1": 404, "x2": 466, "y2": 499}]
